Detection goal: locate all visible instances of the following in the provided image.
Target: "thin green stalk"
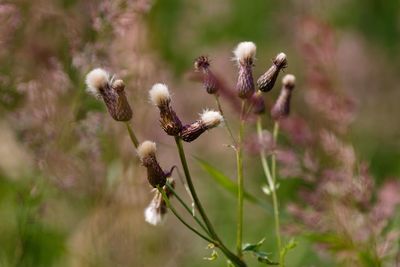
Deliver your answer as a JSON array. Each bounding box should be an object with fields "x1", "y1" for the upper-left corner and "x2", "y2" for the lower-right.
[
  {"x1": 165, "y1": 183, "x2": 209, "y2": 235},
  {"x1": 174, "y1": 136, "x2": 246, "y2": 267},
  {"x1": 236, "y1": 100, "x2": 245, "y2": 257},
  {"x1": 215, "y1": 95, "x2": 236, "y2": 144},
  {"x1": 158, "y1": 187, "x2": 214, "y2": 244},
  {"x1": 272, "y1": 122, "x2": 280, "y2": 182},
  {"x1": 125, "y1": 121, "x2": 139, "y2": 148},
  {"x1": 257, "y1": 117, "x2": 282, "y2": 265}
]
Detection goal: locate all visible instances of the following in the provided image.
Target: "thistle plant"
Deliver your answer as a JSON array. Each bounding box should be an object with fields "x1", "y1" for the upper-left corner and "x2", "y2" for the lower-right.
[{"x1": 84, "y1": 41, "x2": 298, "y2": 267}]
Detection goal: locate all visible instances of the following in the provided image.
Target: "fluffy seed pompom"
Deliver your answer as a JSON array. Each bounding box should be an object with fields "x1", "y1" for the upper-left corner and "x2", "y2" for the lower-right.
[
  {"x1": 233, "y1": 41, "x2": 257, "y2": 64},
  {"x1": 149, "y1": 83, "x2": 171, "y2": 107},
  {"x1": 137, "y1": 141, "x2": 157, "y2": 160},
  {"x1": 200, "y1": 109, "x2": 223, "y2": 129},
  {"x1": 85, "y1": 68, "x2": 110, "y2": 97}
]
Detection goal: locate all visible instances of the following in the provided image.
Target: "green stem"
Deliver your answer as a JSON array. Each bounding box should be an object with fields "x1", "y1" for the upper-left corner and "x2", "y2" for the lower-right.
[
  {"x1": 165, "y1": 183, "x2": 210, "y2": 235},
  {"x1": 158, "y1": 187, "x2": 213, "y2": 244},
  {"x1": 272, "y1": 122, "x2": 280, "y2": 183},
  {"x1": 125, "y1": 121, "x2": 139, "y2": 148},
  {"x1": 236, "y1": 101, "x2": 245, "y2": 257},
  {"x1": 257, "y1": 117, "x2": 282, "y2": 265},
  {"x1": 215, "y1": 95, "x2": 237, "y2": 144},
  {"x1": 174, "y1": 137, "x2": 246, "y2": 267}
]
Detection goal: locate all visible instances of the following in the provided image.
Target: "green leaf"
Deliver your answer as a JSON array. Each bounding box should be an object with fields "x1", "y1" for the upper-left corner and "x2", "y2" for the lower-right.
[
  {"x1": 254, "y1": 251, "x2": 279, "y2": 265},
  {"x1": 195, "y1": 158, "x2": 270, "y2": 211},
  {"x1": 242, "y1": 238, "x2": 265, "y2": 252},
  {"x1": 242, "y1": 238, "x2": 278, "y2": 265}
]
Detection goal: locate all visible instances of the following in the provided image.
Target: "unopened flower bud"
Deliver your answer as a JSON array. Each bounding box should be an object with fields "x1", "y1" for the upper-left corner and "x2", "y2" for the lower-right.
[
  {"x1": 144, "y1": 178, "x2": 175, "y2": 226},
  {"x1": 85, "y1": 68, "x2": 133, "y2": 121},
  {"x1": 137, "y1": 141, "x2": 174, "y2": 188},
  {"x1": 194, "y1": 56, "x2": 218, "y2": 94},
  {"x1": 149, "y1": 84, "x2": 183, "y2": 136},
  {"x1": 251, "y1": 91, "x2": 266, "y2": 114},
  {"x1": 233, "y1": 42, "x2": 256, "y2": 99},
  {"x1": 271, "y1": 74, "x2": 296, "y2": 120},
  {"x1": 257, "y1": 52, "x2": 288, "y2": 92},
  {"x1": 180, "y1": 110, "x2": 223, "y2": 142}
]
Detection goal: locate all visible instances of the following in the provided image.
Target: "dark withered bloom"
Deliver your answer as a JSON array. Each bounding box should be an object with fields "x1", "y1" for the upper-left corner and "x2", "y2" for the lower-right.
[
  {"x1": 194, "y1": 56, "x2": 219, "y2": 94},
  {"x1": 137, "y1": 141, "x2": 174, "y2": 188},
  {"x1": 257, "y1": 52, "x2": 287, "y2": 92},
  {"x1": 149, "y1": 83, "x2": 183, "y2": 136},
  {"x1": 145, "y1": 178, "x2": 175, "y2": 226},
  {"x1": 85, "y1": 68, "x2": 132, "y2": 121},
  {"x1": 233, "y1": 41, "x2": 257, "y2": 99},
  {"x1": 271, "y1": 74, "x2": 296, "y2": 120},
  {"x1": 180, "y1": 109, "x2": 223, "y2": 142}
]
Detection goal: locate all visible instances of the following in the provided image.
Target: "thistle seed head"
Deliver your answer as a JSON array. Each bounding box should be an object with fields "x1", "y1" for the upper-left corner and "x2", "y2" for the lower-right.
[
  {"x1": 85, "y1": 68, "x2": 110, "y2": 97},
  {"x1": 149, "y1": 83, "x2": 182, "y2": 136},
  {"x1": 200, "y1": 109, "x2": 223, "y2": 128},
  {"x1": 271, "y1": 74, "x2": 296, "y2": 120},
  {"x1": 149, "y1": 83, "x2": 171, "y2": 107},
  {"x1": 257, "y1": 52, "x2": 288, "y2": 92},
  {"x1": 194, "y1": 56, "x2": 218, "y2": 94},
  {"x1": 180, "y1": 109, "x2": 223, "y2": 142},
  {"x1": 137, "y1": 141, "x2": 157, "y2": 160},
  {"x1": 137, "y1": 140, "x2": 170, "y2": 188},
  {"x1": 233, "y1": 42, "x2": 257, "y2": 65},
  {"x1": 234, "y1": 42, "x2": 256, "y2": 99},
  {"x1": 85, "y1": 68, "x2": 132, "y2": 121}
]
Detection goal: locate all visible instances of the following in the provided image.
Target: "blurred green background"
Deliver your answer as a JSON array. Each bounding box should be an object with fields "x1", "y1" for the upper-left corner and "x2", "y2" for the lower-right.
[{"x1": 0, "y1": 0, "x2": 399, "y2": 266}]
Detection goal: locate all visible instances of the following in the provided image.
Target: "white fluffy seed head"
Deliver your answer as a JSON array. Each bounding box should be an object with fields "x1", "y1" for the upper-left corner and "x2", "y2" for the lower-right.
[
  {"x1": 233, "y1": 41, "x2": 257, "y2": 64},
  {"x1": 137, "y1": 141, "x2": 157, "y2": 160},
  {"x1": 282, "y1": 74, "x2": 296, "y2": 89},
  {"x1": 85, "y1": 68, "x2": 110, "y2": 97},
  {"x1": 149, "y1": 83, "x2": 171, "y2": 106},
  {"x1": 144, "y1": 203, "x2": 163, "y2": 226},
  {"x1": 200, "y1": 109, "x2": 224, "y2": 129}
]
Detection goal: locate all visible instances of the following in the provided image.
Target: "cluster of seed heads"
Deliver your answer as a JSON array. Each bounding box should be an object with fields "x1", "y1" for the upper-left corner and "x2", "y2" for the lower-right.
[{"x1": 84, "y1": 41, "x2": 296, "y2": 226}]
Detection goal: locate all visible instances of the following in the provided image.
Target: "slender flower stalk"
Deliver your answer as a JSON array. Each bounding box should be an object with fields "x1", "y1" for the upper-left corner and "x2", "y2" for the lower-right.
[
  {"x1": 236, "y1": 100, "x2": 246, "y2": 257},
  {"x1": 256, "y1": 117, "x2": 282, "y2": 265},
  {"x1": 125, "y1": 122, "x2": 139, "y2": 148},
  {"x1": 174, "y1": 136, "x2": 246, "y2": 267}
]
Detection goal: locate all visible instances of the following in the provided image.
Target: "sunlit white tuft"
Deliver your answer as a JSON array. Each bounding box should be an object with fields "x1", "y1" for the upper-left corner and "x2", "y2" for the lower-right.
[
  {"x1": 282, "y1": 74, "x2": 296, "y2": 88},
  {"x1": 149, "y1": 83, "x2": 171, "y2": 106},
  {"x1": 233, "y1": 41, "x2": 257, "y2": 63},
  {"x1": 144, "y1": 203, "x2": 163, "y2": 226},
  {"x1": 200, "y1": 109, "x2": 224, "y2": 128},
  {"x1": 137, "y1": 141, "x2": 156, "y2": 160},
  {"x1": 85, "y1": 68, "x2": 110, "y2": 97}
]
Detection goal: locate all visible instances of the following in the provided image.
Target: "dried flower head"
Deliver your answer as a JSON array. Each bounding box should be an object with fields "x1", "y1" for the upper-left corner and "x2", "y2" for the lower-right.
[
  {"x1": 137, "y1": 141, "x2": 174, "y2": 188},
  {"x1": 85, "y1": 68, "x2": 133, "y2": 121},
  {"x1": 271, "y1": 74, "x2": 296, "y2": 120},
  {"x1": 144, "y1": 178, "x2": 175, "y2": 226},
  {"x1": 233, "y1": 42, "x2": 256, "y2": 99},
  {"x1": 180, "y1": 109, "x2": 223, "y2": 142},
  {"x1": 257, "y1": 52, "x2": 288, "y2": 92},
  {"x1": 194, "y1": 56, "x2": 218, "y2": 94},
  {"x1": 149, "y1": 83, "x2": 182, "y2": 136}
]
